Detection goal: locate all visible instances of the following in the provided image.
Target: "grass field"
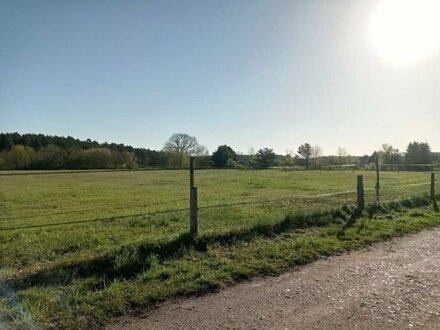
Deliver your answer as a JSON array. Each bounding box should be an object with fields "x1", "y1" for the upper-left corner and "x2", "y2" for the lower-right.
[{"x1": 0, "y1": 169, "x2": 438, "y2": 329}]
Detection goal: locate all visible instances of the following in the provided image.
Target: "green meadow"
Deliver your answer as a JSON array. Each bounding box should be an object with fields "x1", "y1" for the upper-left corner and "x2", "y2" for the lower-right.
[{"x1": 0, "y1": 169, "x2": 438, "y2": 329}]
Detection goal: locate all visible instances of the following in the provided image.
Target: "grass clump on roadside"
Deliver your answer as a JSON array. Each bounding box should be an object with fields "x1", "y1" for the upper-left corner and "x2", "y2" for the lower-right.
[{"x1": 2, "y1": 194, "x2": 439, "y2": 329}]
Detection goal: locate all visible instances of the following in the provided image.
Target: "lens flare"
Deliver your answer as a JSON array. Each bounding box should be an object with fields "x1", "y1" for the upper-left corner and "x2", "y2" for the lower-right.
[{"x1": 368, "y1": 0, "x2": 440, "y2": 65}]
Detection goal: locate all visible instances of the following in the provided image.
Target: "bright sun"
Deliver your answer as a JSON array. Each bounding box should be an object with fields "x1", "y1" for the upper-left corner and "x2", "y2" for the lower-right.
[{"x1": 368, "y1": 0, "x2": 440, "y2": 65}]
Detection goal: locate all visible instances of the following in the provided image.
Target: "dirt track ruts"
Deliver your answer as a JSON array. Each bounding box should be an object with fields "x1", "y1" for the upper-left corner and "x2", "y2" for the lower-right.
[{"x1": 108, "y1": 228, "x2": 440, "y2": 330}]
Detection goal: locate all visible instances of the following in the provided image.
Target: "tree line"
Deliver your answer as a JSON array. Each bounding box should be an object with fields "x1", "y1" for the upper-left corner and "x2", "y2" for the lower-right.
[
  {"x1": 0, "y1": 133, "x2": 161, "y2": 170},
  {"x1": 0, "y1": 132, "x2": 438, "y2": 170}
]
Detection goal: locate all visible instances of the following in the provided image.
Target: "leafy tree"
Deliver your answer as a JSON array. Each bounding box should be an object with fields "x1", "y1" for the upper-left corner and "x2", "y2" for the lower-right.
[
  {"x1": 4, "y1": 145, "x2": 34, "y2": 169},
  {"x1": 297, "y1": 143, "x2": 312, "y2": 168},
  {"x1": 163, "y1": 151, "x2": 188, "y2": 169},
  {"x1": 194, "y1": 155, "x2": 212, "y2": 168},
  {"x1": 134, "y1": 149, "x2": 150, "y2": 167},
  {"x1": 405, "y1": 141, "x2": 432, "y2": 165},
  {"x1": 0, "y1": 134, "x2": 14, "y2": 151},
  {"x1": 112, "y1": 150, "x2": 137, "y2": 169},
  {"x1": 79, "y1": 148, "x2": 112, "y2": 169},
  {"x1": 254, "y1": 148, "x2": 277, "y2": 168},
  {"x1": 225, "y1": 158, "x2": 238, "y2": 168},
  {"x1": 33, "y1": 144, "x2": 66, "y2": 169},
  {"x1": 211, "y1": 145, "x2": 237, "y2": 167},
  {"x1": 358, "y1": 154, "x2": 371, "y2": 166},
  {"x1": 279, "y1": 151, "x2": 296, "y2": 167},
  {"x1": 0, "y1": 132, "x2": 158, "y2": 169},
  {"x1": 379, "y1": 144, "x2": 402, "y2": 164},
  {"x1": 162, "y1": 133, "x2": 208, "y2": 168}
]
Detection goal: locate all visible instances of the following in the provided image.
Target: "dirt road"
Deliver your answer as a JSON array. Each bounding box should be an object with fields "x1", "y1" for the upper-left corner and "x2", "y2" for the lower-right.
[{"x1": 108, "y1": 228, "x2": 440, "y2": 330}]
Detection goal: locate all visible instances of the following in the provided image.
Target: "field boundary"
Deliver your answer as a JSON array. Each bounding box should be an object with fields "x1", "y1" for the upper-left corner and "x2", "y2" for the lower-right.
[{"x1": 0, "y1": 173, "x2": 436, "y2": 232}]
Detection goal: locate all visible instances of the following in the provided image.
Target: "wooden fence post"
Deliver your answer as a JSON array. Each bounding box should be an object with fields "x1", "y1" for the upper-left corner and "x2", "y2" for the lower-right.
[
  {"x1": 190, "y1": 187, "x2": 198, "y2": 235},
  {"x1": 431, "y1": 172, "x2": 436, "y2": 201},
  {"x1": 375, "y1": 153, "x2": 380, "y2": 205},
  {"x1": 357, "y1": 175, "x2": 365, "y2": 211},
  {"x1": 189, "y1": 157, "x2": 198, "y2": 235},
  {"x1": 189, "y1": 156, "x2": 195, "y2": 191}
]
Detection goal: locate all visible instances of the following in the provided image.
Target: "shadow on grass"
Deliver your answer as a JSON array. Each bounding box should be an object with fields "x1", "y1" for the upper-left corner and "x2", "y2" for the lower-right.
[{"x1": 8, "y1": 195, "x2": 435, "y2": 291}]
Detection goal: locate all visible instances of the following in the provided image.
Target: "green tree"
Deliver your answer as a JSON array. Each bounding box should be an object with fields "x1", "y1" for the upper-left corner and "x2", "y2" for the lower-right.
[
  {"x1": 297, "y1": 143, "x2": 312, "y2": 168},
  {"x1": 162, "y1": 133, "x2": 208, "y2": 169},
  {"x1": 358, "y1": 154, "x2": 371, "y2": 166},
  {"x1": 211, "y1": 145, "x2": 237, "y2": 167},
  {"x1": 0, "y1": 151, "x2": 6, "y2": 169},
  {"x1": 254, "y1": 148, "x2": 277, "y2": 168},
  {"x1": 112, "y1": 150, "x2": 137, "y2": 169},
  {"x1": 163, "y1": 151, "x2": 188, "y2": 169},
  {"x1": 404, "y1": 141, "x2": 432, "y2": 165},
  {"x1": 4, "y1": 145, "x2": 34, "y2": 169},
  {"x1": 379, "y1": 144, "x2": 402, "y2": 164},
  {"x1": 79, "y1": 148, "x2": 112, "y2": 169},
  {"x1": 33, "y1": 144, "x2": 66, "y2": 169}
]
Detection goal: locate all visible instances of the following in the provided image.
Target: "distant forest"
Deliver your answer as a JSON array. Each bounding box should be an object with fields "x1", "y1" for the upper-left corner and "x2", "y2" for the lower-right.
[
  {"x1": 0, "y1": 132, "x2": 438, "y2": 170},
  {"x1": 0, "y1": 132, "x2": 165, "y2": 170}
]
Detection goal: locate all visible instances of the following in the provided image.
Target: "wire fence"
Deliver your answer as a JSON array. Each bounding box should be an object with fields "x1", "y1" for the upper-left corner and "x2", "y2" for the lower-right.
[
  {"x1": 0, "y1": 207, "x2": 191, "y2": 232},
  {"x1": 0, "y1": 191, "x2": 357, "y2": 232},
  {"x1": 0, "y1": 187, "x2": 434, "y2": 232},
  {"x1": 0, "y1": 197, "x2": 189, "y2": 222},
  {"x1": 0, "y1": 170, "x2": 437, "y2": 233}
]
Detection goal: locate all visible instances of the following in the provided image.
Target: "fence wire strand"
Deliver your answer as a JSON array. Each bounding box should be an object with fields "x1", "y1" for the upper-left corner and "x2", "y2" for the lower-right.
[
  {"x1": 0, "y1": 207, "x2": 190, "y2": 232},
  {"x1": 0, "y1": 197, "x2": 188, "y2": 222},
  {"x1": 0, "y1": 179, "x2": 434, "y2": 232}
]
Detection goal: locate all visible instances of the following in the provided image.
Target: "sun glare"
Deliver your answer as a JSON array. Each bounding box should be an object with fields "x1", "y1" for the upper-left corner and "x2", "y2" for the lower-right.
[{"x1": 368, "y1": 0, "x2": 440, "y2": 65}]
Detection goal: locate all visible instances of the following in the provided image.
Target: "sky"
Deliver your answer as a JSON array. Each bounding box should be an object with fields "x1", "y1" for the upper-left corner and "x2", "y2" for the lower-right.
[{"x1": 1, "y1": 0, "x2": 439, "y2": 155}]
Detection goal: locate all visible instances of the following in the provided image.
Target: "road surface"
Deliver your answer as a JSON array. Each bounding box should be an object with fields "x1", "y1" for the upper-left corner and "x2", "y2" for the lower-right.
[{"x1": 108, "y1": 228, "x2": 440, "y2": 330}]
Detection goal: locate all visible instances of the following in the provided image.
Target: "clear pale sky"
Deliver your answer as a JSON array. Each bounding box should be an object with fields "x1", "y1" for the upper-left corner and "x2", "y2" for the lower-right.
[{"x1": 1, "y1": 0, "x2": 439, "y2": 155}]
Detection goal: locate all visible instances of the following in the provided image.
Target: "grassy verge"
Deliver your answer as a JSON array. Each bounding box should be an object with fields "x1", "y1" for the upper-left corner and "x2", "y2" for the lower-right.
[{"x1": 1, "y1": 195, "x2": 439, "y2": 329}]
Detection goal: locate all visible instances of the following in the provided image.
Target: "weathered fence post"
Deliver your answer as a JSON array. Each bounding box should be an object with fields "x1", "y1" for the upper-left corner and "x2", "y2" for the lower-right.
[
  {"x1": 190, "y1": 187, "x2": 198, "y2": 235},
  {"x1": 375, "y1": 153, "x2": 380, "y2": 205},
  {"x1": 189, "y1": 156, "x2": 195, "y2": 191},
  {"x1": 189, "y1": 157, "x2": 198, "y2": 235},
  {"x1": 357, "y1": 175, "x2": 365, "y2": 211},
  {"x1": 431, "y1": 172, "x2": 436, "y2": 201}
]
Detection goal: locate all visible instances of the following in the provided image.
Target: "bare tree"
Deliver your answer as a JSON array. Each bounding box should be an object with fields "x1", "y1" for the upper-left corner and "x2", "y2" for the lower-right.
[
  {"x1": 311, "y1": 145, "x2": 323, "y2": 168},
  {"x1": 192, "y1": 145, "x2": 209, "y2": 156},
  {"x1": 163, "y1": 133, "x2": 200, "y2": 155},
  {"x1": 337, "y1": 147, "x2": 348, "y2": 165}
]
